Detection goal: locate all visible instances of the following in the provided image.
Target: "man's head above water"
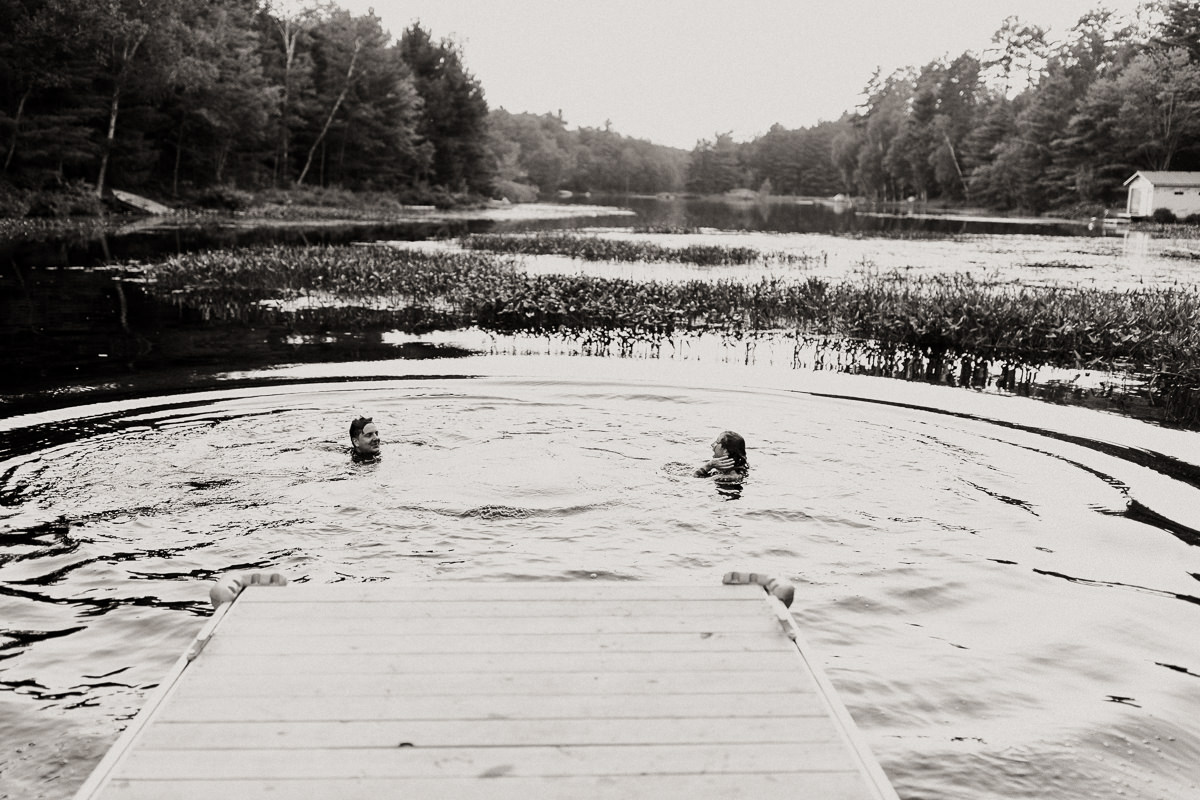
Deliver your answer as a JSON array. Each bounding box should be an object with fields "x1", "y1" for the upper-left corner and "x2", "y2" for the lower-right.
[{"x1": 349, "y1": 416, "x2": 380, "y2": 457}]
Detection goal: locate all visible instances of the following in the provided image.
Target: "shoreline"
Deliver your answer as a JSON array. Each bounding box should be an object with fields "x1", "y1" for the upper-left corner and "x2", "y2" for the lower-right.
[
  {"x1": 0, "y1": 201, "x2": 637, "y2": 243},
  {"x1": 2, "y1": 191, "x2": 1180, "y2": 245}
]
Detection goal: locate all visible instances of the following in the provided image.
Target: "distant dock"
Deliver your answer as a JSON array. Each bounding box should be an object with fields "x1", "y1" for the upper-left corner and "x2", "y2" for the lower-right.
[{"x1": 74, "y1": 579, "x2": 899, "y2": 799}]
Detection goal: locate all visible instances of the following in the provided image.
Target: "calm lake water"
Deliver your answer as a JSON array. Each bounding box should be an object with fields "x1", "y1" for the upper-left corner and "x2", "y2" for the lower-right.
[
  {"x1": 3, "y1": 196, "x2": 1198, "y2": 406},
  {"x1": 2, "y1": 198, "x2": 1200, "y2": 799}
]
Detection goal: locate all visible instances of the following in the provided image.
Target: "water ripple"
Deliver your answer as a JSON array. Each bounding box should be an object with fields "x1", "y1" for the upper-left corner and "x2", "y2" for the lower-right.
[{"x1": 0, "y1": 369, "x2": 1198, "y2": 800}]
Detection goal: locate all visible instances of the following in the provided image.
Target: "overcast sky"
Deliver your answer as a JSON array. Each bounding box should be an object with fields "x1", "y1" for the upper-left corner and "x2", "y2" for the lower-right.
[{"x1": 342, "y1": 1, "x2": 1147, "y2": 149}]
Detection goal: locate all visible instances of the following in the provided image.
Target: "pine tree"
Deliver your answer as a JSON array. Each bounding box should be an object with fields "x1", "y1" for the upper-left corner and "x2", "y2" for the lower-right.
[{"x1": 398, "y1": 23, "x2": 492, "y2": 194}]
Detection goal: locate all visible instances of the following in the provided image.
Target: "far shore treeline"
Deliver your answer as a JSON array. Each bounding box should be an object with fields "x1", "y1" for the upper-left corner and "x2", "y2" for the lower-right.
[{"x1": 3, "y1": 1, "x2": 1200, "y2": 215}]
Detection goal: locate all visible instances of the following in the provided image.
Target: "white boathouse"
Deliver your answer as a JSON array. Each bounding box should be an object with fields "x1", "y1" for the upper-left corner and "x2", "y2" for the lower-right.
[{"x1": 1124, "y1": 171, "x2": 1200, "y2": 218}]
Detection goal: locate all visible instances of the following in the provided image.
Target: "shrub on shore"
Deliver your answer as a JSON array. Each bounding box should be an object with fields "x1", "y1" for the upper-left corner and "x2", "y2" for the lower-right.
[
  {"x1": 492, "y1": 180, "x2": 539, "y2": 203},
  {"x1": 0, "y1": 181, "x2": 487, "y2": 224},
  {"x1": 190, "y1": 184, "x2": 471, "y2": 217},
  {"x1": 0, "y1": 183, "x2": 31, "y2": 218},
  {"x1": 193, "y1": 185, "x2": 255, "y2": 211},
  {"x1": 10, "y1": 180, "x2": 106, "y2": 218}
]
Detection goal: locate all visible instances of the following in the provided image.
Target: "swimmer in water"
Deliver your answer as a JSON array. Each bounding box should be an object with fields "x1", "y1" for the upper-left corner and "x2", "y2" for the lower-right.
[
  {"x1": 349, "y1": 416, "x2": 380, "y2": 460},
  {"x1": 695, "y1": 430, "x2": 748, "y2": 481}
]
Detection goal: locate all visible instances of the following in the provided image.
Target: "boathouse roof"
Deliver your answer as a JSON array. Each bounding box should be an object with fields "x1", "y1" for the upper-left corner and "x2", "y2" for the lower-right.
[{"x1": 1123, "y1": 171, "x2": 1200, "y2": 187}]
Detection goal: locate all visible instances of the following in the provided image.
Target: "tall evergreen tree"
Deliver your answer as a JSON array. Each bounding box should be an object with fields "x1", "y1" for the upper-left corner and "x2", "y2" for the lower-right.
[
  {"x1": 685, "y1": 133, "x2": 745, "y2": 194},
  {"x1": 162, "y1": 0, "x2": 277, "y2": 192},
  {"x1": 398, "y1": 22, "x2": 492, "y2": 193},
  {"x1": 1154, "y1": 0, "x2": 1200, "y2": 62},
  {"x1": 0, "y1": 0, "x2": 93, "y2": 179},
  {"x1": 330, "y1": 31, "x2": 427, "y2": 189},
  {"x1": 854, "y1": 68, "x2": 913, "y2": 200},
  {"x1": 1115, "y1": 47, "x2": 1200, "y2": 169},
  {"x1": 961, "y1": 94, "x2": 1018, "y2": 206}
]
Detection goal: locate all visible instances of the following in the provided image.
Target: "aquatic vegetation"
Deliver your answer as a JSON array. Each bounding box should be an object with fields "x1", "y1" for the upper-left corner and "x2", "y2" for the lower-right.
[
  {"x1": 796, "y1": 273, "x2": 1200, "y2": 423},
  {"x1": 0, "y1": 215, "x2": 122, "y2": 243},
  {"x1": 630, "y1": 224, "x2": 704, "y2": 234},
  {"x1": 144, "y1": 244, "x2": 522, "y2": 327},
  {"x1": 459, "y1": 231, "x2": 820, "y2": 267},
  {"x1": 142, "y1": 244, "x2": 1200, "y2": 425}
]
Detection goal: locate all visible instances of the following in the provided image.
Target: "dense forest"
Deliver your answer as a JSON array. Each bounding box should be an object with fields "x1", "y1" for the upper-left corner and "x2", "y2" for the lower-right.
[
  {"x1": 2, "y1": 0, "x2": 1200, "y2": 214},
  {"x1": 683, "y1": 1, "x2": 1200, "y2": 212},
  {"x1": 0, "y1": 0, "x2": 494, "y2": 210}
]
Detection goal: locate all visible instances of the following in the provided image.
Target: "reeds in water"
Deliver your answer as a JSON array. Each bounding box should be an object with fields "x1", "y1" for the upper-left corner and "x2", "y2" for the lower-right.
[
  {"x1": 142, "y1": 244, "x2": 1200, "y2": 426},
  {"x1": 459, "y1": 231, "x2": 820, "y2": 267}
]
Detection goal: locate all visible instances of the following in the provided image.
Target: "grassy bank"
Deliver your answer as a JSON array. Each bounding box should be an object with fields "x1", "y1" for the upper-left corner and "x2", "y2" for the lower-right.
[
  {"x1": 0, "y1": 184, "x2": 490, "y2": 238},
  {"x1": 142, "y1": 241, "x2": 1200, "y2": 426}
]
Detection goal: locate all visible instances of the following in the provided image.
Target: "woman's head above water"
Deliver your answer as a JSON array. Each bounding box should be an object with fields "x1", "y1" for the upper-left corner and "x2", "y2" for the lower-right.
[
  {"x1": 713, "y1": 430, "x2": 747, "y2": 468},
  {"x1": 695, "y1": 430, "x2": 748, "y2": 478}
]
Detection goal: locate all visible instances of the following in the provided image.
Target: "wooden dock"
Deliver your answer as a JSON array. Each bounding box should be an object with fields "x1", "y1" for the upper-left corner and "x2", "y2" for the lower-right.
[{"x1": 74, "y1": 578, "x2": 899, "y2": 799}]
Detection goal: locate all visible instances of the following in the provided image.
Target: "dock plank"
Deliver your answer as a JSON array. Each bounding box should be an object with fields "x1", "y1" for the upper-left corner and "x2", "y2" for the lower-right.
[
  {"x1": 101, "y1": 772, "x2": 873, "y2": 800},
  {"x1": 217, "y1": 613, "x2": 779, "y2": 635},
  {"x1": 204, "y1": 630, "x2": 786, "y2": 654},
  {"x1": 169, "y1": 670, "x2": 818, "y2": 699},
  {"x1": 228, "y1": 598, "x2": 770, "y2": 618},
  {"x1": 158, "y1": 691, "x2": 825, "y2": 722},
  {"x1": 191, "y1": 649, "x2": 797, "y2": 674},
  {"x1": 138, "y1": 716, "x2": 838, "y2": 749},
  {"x1": 73, "y1": 581, "x2": 899, "y2": 800},
  {"x1": 119, "y1": 742, "x2": 865, "y2": 779},
  {"x1": 236, "y1": 583, "x2": 765, "y2": 603}
]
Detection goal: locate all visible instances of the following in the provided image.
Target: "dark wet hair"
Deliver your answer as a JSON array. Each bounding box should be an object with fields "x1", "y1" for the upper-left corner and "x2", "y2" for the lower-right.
[
  {"x1": 349, "y1": 416, "x2": 373, "y2": 442},
  {"x1": 718, "y1": 430, "x2": 748, "y2": 468}
]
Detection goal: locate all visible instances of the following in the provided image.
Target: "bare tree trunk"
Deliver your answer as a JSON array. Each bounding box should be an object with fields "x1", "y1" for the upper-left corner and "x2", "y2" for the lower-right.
[
  {"x1": 276, "y1": 17, "x2": 302, "y2": 186},
  {"x1": 3, "y1": 88, "x2": 31, "y2": 174},
  {"x1": 215, "y1": 141, "x2": 230, "y2": 184},
  {"x1": 279, "y1": 79, "x2": 290, "y2": 184},
  {"x1": 942, "y1": 131, "x2": 969, "y2": 198},
  {"x1": 297, "y1": 40, "x2": 360, "y2": 186},
  {"x1": 337, "y1": 123, "x2": 348, "y2": 181},
  {"x1": 96, "y1": 84, "x2": 121, "y2": 198},
  {"x1": 95, "y1": 31, "x2": 145, "y2": 199},
  {"x1": 172, "y1": 119, "x2": 185, "y2": 197}
]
